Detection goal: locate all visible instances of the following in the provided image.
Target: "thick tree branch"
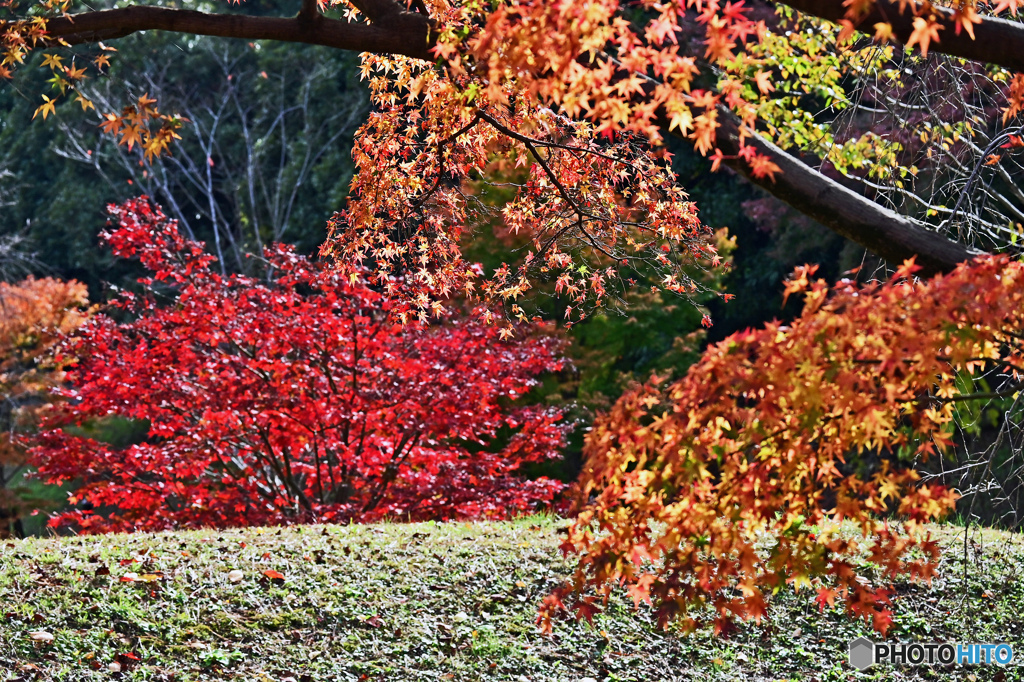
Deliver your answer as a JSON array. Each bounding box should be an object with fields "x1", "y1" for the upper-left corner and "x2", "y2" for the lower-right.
[
  {"x1": 36, "y1": 5, "x2": 434, "y2": 60},
  {"x1": 709, "y1": 111, "x2": 981, "y2": 276},
  {"x1": 782, "y1": 0, "x2": 1024, "y2": 74},
  {"x1": 297, "y1": 0, "x2": 321, "y2": 23},
  {"x1": 347, "y1": 0, "x2": 410, "y2": 24}
]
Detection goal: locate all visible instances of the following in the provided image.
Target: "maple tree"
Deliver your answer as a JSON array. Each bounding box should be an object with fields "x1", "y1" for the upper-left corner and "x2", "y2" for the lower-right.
[
  {"x1": 0, "y1": 275, "x2": 90, "y2": 537},
  {"x1": 30, "y1": 198, "x2": 568, "y2": 532},
  {"x1": 539, "y1": 255, "x2": 1024, "y2": 635}
]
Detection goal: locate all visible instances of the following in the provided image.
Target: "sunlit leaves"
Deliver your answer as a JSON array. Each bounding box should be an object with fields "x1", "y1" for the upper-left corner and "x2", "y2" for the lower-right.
[
  {"x1": 906, "y1": 15, "x2": 943, "y2": 56},
  {"x1": 544, "y1": 255, "x2": 1024, "y2": 635},
  {"x1": 7, "y1": 0, "x2": 1021, "y2": 327},
  {"x1": 94, "y1": 93, "x2": 183, "y2": 160}
]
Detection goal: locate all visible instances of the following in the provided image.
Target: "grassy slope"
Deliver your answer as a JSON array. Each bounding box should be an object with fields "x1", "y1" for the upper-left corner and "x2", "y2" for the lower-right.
[{"x1": 1, "y1": 517, "x2": 1022, "y2": 682}]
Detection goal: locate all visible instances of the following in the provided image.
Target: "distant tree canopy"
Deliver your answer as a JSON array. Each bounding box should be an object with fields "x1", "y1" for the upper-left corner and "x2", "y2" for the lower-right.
[{"x1": 0, "y1": 14, "x2": 366, "y2": 291}]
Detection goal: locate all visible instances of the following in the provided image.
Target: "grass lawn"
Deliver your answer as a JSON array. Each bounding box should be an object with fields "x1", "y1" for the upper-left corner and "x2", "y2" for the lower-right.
[{"x1": 1, "y1": 516, "x2": 1022, "y2": 681}]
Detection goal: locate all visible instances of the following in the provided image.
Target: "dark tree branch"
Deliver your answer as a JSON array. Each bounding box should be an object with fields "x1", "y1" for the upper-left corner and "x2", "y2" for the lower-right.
[
  {"x1": 35, "y1": 5, "x2": 434, "y2": 60},
  {"x1": 709, "y1": 110, "x2": 982, "y2": 276},
  {"x1": 297, "y1": 0, "x2": 321, "y2": 24},
  {"x1": 782, "y1": 0, "x2": 1024, "y2": 74},
  {"x1": 407, "y1": 0, "x2": 431, "y2": 17},
  {"x1": 347, "y1": 0, "x2": 412, "y2": 25}
]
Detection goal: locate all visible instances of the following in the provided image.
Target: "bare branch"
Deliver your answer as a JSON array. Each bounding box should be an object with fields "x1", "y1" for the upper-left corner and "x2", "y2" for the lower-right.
[{"x1": 710, "y1": 109, "x2": 981, "y2": 276}]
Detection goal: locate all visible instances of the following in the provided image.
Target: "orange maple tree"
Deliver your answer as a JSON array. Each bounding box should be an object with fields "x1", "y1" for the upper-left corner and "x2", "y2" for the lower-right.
[
  {"x1": 0, "y1": 276, "x2": 90, "y2": 536},
  {"x1": 537, "y1": 256, "x2": 1024, "y2": 634}
]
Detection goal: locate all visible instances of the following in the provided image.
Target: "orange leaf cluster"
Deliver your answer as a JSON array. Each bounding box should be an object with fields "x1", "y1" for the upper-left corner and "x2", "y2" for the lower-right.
[
  {"x1": 324, "y1": 51, "x2": 717, "y2": 329},
  {"x1": 0, "y1": 276, "x2": 90, "y2": 393},
  {"x1": 321, "y1": 0, "x2": 794, "y2": 330},
  {"x1": 97, "y1": 93, "x2": 183, "y2": 161},
  {"x1": 0, "y1": 276, "x2": 90, "y2": 470},
  {"x1": 844, "y1": 0, "x2": 1016, "y2": 52},
  {"x1": 542, "y1": 255, "x2": 1024, "y2": 635}
]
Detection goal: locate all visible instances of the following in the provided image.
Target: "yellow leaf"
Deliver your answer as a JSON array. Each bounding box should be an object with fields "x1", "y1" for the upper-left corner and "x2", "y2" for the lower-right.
[{"x1": 32, "y1": 95, "x2": 56, "y2": 120}]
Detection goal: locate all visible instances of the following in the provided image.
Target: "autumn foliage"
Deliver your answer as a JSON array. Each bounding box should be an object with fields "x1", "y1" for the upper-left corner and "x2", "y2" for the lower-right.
[
  {"x1": 30, "y1": 199, "x2": 569, "y2": 533},
  {"x1": 0, "y1": 276, "x2": 90, "y2": 534},
  {"x1": 5, "y1": 0, "x2": 1023, "y2": 319},
  {"x1": 540, "y1": 257, "x2": 1024, "y2": 635},
  {"x1": 6, "y1": 0, "x2": 1024, "y2": 640},
  {"x1": 322, "y1": 0, "x2": 771, "y2": 330}
]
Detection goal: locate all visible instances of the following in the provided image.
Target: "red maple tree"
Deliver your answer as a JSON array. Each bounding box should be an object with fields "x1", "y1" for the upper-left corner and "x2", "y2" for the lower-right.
[{"x1": 30, "y1": 198, "x2": 569, "y2": 532}]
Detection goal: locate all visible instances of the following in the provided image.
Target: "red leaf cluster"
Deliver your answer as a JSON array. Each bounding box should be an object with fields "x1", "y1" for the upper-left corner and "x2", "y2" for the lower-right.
[{"x1": 31, "y1": 198, "x2": 569, "y2": 532}]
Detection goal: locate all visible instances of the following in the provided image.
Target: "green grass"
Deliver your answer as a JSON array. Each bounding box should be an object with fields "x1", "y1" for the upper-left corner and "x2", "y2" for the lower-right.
[{"x1": 1, "y1": 517, "x2": 1022, "y2": 681}]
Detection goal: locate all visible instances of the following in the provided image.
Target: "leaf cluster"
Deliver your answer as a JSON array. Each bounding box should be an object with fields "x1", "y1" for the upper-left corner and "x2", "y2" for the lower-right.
[{"x1": 544, "y1": 255, "x2": 1024, "y2": 635}]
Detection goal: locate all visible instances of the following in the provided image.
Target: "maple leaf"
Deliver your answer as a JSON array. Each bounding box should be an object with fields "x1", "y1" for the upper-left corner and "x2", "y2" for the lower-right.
[
  {"x1": 667, "y1": 105, "x2": 694, "y2": 134},
  {"x1": 32, "y1": 94, "x2": 56, "y2": 120},
  {"x1": 952, "y1": 4, "x2": 981, "y2": 39},
  {"x1": 993, "y1": 0, "x2": 1022, "y2": 15},
  {"x1": 872, "y1": 608, "x2": 894, "y2": 637},
  {"x1": 40, "y1": 53, "x2": 63, "y2": 70},
  {"x1": 574, "y1": 598, "x2": 601, "y2": 625},
  {"x1": 814, "y1": 587, "x2": 837, "y2": 611},
  {"x1": 98, "y1": 113, "x2": 122, "y2": 135},
  {"x1": 905, "y1": 17, "x2": 943, "y2": 57},
  {"x1": 749, "y1": 153, "x2": 781, "y2": 181},
  {"x1": 626, "y1": 574, "x2": 657, "y2": 608},
  {"x1": 709, "y1": 148, "x2": 726, "y2": 172},
  {"x1": 119, "y1": 124, "x2": 142, "y2": 150},
  {"x1": 872, "y1": 22, "x2": 894, "y2": 43},
  {"x1": 753, "y1": 70, "x2": 774, "y2": 95},
  {"x1": 691, "y1": 112, "x2": 719, "y2": 156}
]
